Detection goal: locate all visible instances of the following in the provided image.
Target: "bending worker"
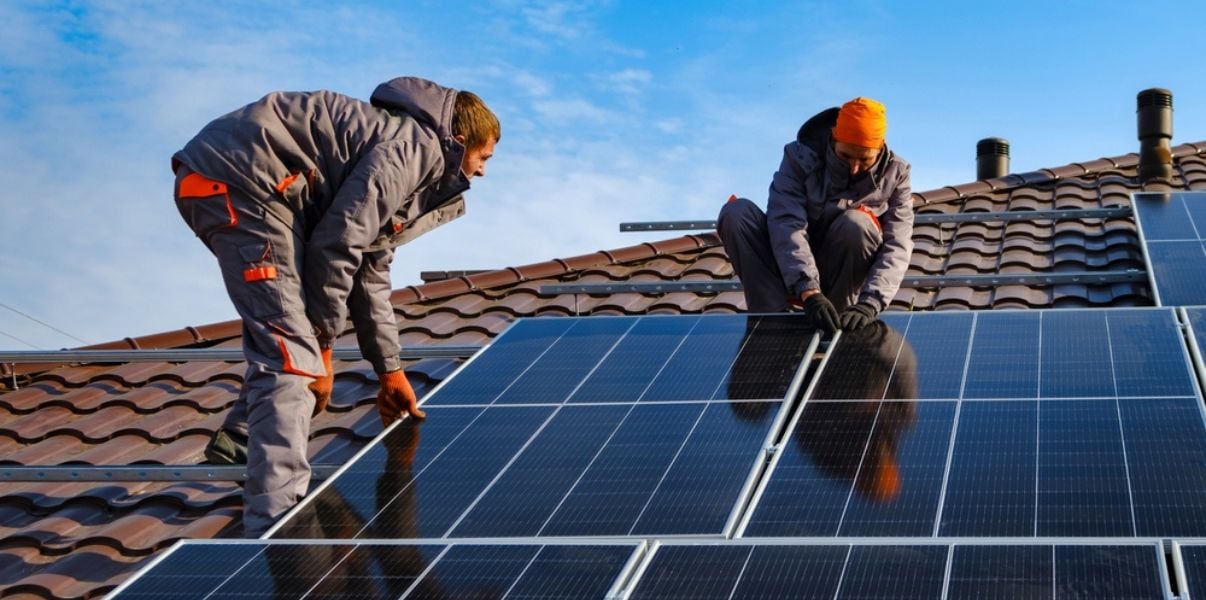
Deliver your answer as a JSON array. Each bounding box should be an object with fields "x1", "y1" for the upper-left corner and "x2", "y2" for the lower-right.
[
  {"x1": 718, "y1": 97, "x2": 913, "y2": 332},
  {"x1": 171, "y1": 76, "x2": 499, "y2": 536}
]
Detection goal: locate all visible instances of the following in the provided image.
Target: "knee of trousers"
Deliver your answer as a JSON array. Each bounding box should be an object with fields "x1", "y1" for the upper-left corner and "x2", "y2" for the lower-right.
[
  {"x1": 717, "y1": 197, "x2": 765, "y2": 238},
  {"x1": 827, "y1": 210, "x2": 882, "y2": 257}
]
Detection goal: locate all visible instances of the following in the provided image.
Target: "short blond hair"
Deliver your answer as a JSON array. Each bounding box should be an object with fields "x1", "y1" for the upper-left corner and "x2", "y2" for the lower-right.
[{"x1": 452, "y1": 91, "x2": 500, "y2": 150}]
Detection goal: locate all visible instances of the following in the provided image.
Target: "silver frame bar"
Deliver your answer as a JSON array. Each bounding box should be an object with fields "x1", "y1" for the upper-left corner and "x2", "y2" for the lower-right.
[
  {"x1": 619, "y1": 220, "x2": 719, "y2": 232},
  {"x1": 616, "y1": 208, "x2": 1135, "y2": 232},
  {"x1": 541, "y1": 271, "x2": 1147, "y2": 296},
  {"x1": 721, "y1": 326, "x2": 821, "y2": 539},
  {"x1": 912, "y1": 207, "x2": 1133, "y2": 224},
  {"x1": 0, "y1": 464, "x2": 342, "y2": 482},
  {"x1": 0, "y1": 345, "x2": 483, "y2": 364}
]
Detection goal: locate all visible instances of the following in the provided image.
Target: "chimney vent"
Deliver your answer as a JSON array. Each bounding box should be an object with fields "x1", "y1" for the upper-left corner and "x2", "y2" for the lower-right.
[
  {"x1": 1137, "y1": 88, "x2": 1173, "y2": 182},
  {"x1": 976, "y1": 137, "x2": 1010, "y2": 180}
]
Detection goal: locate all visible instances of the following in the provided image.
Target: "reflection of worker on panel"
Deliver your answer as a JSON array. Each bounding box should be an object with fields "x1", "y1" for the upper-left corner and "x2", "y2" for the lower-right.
[
  {"x1": 798, "y1": 320, "x2": 917, "y2": 502},
  {"x1": 270, "y1": 422, "x2": 459, "y2": 598},
  {"x1": 725, "y1": 316, "x2": 814, "y2": 423}
]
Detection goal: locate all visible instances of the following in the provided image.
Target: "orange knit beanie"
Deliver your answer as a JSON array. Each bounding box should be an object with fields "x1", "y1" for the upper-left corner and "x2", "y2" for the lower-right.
[{"x1": 832, "y1": 97, "x2": 887, "y2": 149}]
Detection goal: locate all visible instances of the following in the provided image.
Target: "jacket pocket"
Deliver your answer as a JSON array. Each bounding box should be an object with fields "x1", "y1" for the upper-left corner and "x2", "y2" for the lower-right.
[
  {"x1": 175, "y1": 172, "x2": 237, "y2": 239},
  {"x1": 224, "y1": 241, "x2": 325, "y2": 378},
  {"x1": 231, "y1": 241, "x2": 285, "y2": 320}
]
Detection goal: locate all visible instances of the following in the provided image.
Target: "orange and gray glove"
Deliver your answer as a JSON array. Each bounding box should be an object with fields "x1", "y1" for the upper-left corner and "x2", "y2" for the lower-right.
[
  {"x1": 309, "y1": 347, "x2": 334, "y2": 416},
  {"x1": 377, "y1": 369, "x2": 427, "y2": 426}
]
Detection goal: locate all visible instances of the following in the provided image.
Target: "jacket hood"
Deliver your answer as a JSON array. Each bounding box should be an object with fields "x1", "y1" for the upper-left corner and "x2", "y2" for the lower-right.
[
  {"x1": 371, "y1": 77, "x2": 458, "y2": 139},
  {"x1": 371, "y1": 76, "x2": 470, "y2": 209}
]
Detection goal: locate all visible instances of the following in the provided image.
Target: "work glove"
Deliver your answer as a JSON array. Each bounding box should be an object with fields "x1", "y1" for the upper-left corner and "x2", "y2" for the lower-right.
[
  {"x1": 309, "y1": 347, "x2": 334, "y2": 416},
  {"x1": 377, "y1": 369, "x2": 427, "y2": 426},
  {"x1": 840, "y1": 302, "x2": 878, "y2": 331},
  {"x1": 801, "y1": 292, "x2": 840, "y2": 334}
]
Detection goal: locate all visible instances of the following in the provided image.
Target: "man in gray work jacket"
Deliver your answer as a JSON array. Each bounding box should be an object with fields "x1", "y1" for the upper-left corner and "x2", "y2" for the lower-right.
[
  {"x1": 718, "y1": 97, "x2": 912, "y2": 332},
  {"x1": 171, "y1": 76, "x2": 499, "y2": 536}
]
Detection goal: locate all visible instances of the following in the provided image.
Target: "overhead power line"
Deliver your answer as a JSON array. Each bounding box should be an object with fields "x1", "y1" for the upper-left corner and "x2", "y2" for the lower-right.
[
  {"x1": 0, "y1": 328, "x2": 39, "y2": 349},
  {"x1": 0, "y1": 301, "x2": 90, "y2": 345}
]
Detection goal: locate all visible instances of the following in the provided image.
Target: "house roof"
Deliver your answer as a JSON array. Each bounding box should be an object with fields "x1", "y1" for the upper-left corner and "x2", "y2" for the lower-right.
[{"x1": 2, "y1": 142, "x2": 1205, "y2": 599}]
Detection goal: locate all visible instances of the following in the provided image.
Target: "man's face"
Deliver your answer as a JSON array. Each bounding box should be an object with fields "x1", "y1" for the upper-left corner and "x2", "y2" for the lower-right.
[
  {"x1": 458, "y1": 136, "x2": 497, "y2": 180},
  {"x1": 834, "y1": 141, "x2": 881, "y2": 177}
]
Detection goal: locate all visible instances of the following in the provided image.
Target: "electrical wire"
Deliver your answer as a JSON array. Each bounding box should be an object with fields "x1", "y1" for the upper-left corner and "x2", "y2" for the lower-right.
[
  {"x1": 0, "y1": 301, "x2": 89, "y2": 345},
  {"x1": 0, "y1": 328, "x2": 40, "y2": 349}
]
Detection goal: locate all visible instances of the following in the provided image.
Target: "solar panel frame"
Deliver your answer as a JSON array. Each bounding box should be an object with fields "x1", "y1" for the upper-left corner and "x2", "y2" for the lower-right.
[
  {"x1": 1182, "y1": 307, "x2": 1206, "y2": 406},
  {"x1": 107, "y1": 538, "x2": 648, "y2": 600},
  {"x1": 1133, "y1": 191, "x2": 1206, "y2": 307}
]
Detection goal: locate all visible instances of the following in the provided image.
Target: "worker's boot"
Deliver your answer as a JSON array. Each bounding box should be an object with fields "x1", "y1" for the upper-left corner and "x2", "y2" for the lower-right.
[{"x1": 204, "y1": 428, "x2": 249, "y2": 465}]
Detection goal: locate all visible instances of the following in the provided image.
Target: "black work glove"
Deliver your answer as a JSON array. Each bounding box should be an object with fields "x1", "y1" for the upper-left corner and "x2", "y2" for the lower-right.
[
  {"x1": 802, "y1": 293, "x2": 840, "y2": 334},
  {"x1": 840, "y1": 302, "x2": 878, "y2": 331}
]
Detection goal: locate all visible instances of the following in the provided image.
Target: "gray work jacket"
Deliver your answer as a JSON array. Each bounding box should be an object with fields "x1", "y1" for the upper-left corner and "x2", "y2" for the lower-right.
[
  {"x1": 766, "y1": 109, "x2": 914, "y2": 312},
  {"x1": 173, "y1": 77, "x2": 469, "y2": 373}
]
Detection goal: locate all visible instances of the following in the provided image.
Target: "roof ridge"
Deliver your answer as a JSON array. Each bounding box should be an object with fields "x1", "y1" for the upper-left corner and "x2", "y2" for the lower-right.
[{"x1": 912, "y1": 140, "x2": 1206, "y2": 205}]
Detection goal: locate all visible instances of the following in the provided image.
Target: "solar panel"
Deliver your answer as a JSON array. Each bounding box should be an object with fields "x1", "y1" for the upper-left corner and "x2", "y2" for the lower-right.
[
  {"x1": 741, "y1": 308, "x2": 1206, "y2": 538},
  {"x1": 273, "y1": 314, "x2": 816, "y2": 539},
  {"x1": 109, "y1": 541, "x2": 641, "y2": 599},
  {"x1": 1133, "y1": 191, "x2": 1206, "y2": 306},
  {"x1": 627, "y1": 542, "x2": 1168, "y2": 600}
]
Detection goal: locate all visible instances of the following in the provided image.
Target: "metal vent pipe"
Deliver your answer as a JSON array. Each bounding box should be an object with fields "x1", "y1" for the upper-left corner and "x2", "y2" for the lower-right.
[
  {"x1": 1137, "y1": 88, "x2": 1173, "y2": 182},
  {"x1": 976, "y1": 137, "x2": 1010, "y2": 180}
]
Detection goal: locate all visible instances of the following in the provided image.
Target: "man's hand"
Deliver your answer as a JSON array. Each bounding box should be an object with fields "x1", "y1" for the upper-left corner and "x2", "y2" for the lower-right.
[
  {"x1": 840, "y1": 302, "x2": 878, "y2": 331},
  {"x1": 309, "y1": 347, "x2": 334, "y2": 416},
  {"x1": 801, "y1": 292, "x2": 840, "y2": 334},
  {"x1": 377, "y1": 369, "x2": 426, "y2": 426}
]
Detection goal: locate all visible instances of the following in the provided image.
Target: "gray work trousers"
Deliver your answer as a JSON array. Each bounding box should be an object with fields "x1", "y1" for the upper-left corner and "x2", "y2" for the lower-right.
[
  {"x1": 717, "y1": 197, "x2": 881, "y2": 312},
  {"x1": 174, "y1": 167, "x2": 325, "y2": 537}
]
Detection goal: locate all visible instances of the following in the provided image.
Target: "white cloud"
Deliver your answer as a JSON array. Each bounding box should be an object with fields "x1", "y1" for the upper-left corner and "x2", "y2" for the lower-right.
[{"x1": 531, "y1": 97, "x2": 613, "y2": 123}]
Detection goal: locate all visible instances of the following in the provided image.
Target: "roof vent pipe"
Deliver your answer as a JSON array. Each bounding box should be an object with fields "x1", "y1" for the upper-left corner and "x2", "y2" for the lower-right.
[
  {"x1": 976, "y1": 137, "x2": 1010, "y2": 180},
  {"x1": 1137, "y1": 88, "x2": 1173, "y2": 182}
]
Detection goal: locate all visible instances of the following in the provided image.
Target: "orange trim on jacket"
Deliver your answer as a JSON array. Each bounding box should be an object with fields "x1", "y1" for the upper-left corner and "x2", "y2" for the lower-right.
[
  {"x1": 855, "y1": 205, "x2": 882, "y2": 232},
  {"x1": 275, "y1": 336, "x2": 326, "y2": 378},
  {"x1": 178, "y1": 172, "x2": 238, "y2": 229}
]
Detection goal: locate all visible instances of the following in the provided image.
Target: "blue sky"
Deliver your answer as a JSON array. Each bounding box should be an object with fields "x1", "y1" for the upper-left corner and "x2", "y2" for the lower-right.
[{"x1": 2, "y1": 1, "x2": 1206, "y2": 349}]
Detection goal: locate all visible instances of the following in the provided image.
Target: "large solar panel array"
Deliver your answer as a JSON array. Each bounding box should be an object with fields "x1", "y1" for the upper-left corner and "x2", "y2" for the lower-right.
[
  {"x1": 1133, "y1": 191, "x2": 1206, "y2": 306},
  {"x1": 116, "y1": 308, "x2": 1206, "y2": 598}
]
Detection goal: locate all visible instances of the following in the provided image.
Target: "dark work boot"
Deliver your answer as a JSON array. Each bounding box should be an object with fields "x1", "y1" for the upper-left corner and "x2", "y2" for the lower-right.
[{"x1": 204, "y1": 428, "x2": 249, "y2": 465}]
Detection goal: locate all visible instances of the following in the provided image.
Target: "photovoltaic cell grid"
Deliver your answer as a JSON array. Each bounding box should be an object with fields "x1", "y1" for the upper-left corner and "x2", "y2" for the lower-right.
[
  {"x1": 110, "y1": 541, "x2": 639, "y2": 599},
  {"x1": 1133, "y1": 191, "x2": 1206, "y2": 306},
  {"x1": 425, "y1": 314, "x2": 813, "y2": 406},
  {"x1": 630, "y1": 543, "x2": 1168, "y2": 600},
  {"x1": 743, "y1": 308, "x2": 1206, "y2": 538},
  {"x1": 273, "y1": 314, "x2": 816, "y2": 540}
]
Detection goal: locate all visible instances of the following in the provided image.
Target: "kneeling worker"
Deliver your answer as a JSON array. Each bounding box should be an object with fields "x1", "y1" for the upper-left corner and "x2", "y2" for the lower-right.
[
  {"x1": 171, "y1": 76, "x2": 499, "y2": 536},
  {"x1": 718, "y1": 97, "x2": 913, "y2": 332}
]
